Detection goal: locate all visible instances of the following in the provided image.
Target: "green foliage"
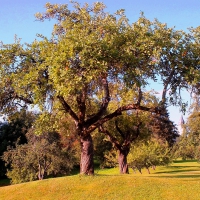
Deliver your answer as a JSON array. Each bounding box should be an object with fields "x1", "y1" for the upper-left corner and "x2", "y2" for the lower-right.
[
  {"x1": 148, "y1": 106, "x2": 178, "y2": 147},
  {"x1": 0, "y1": 109, "x2": 35, "y2": 178},
  {"x1": 173, "y1": 96, "x2": 200, "y2": 161},
  {"x1": 185, "y1": 96, "x2": 200, "y2": 137},
  {"x1": 3, "y1": 131, "x2": 75, "y2": 184},
  {"x1": 1, "y1": 2, "x2": 197, "y2": 118},
  {"x1": 4, "y1": 144, "x2": 37, "y2": 184},
  {"x1": 92, "y1": 131, "x2": 113, "y2": 166},
  {"x1": 128, "y1": 140, "x2": 171, "y2": 173},
  {"x1": 173, "y1": 136, "x2": 196, "y2": 160},
  {"x1": 100, "y1": 149, "x2": 118, "y2": 168}
]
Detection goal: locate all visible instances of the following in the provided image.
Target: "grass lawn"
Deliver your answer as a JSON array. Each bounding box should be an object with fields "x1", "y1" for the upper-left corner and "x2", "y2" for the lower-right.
[{"x1": 0, "y1": 160, "x2": 200, "y2": 200}]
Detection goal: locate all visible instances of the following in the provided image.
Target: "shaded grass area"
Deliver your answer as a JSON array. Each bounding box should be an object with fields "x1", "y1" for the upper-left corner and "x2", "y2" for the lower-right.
[
  {"x1": 1, "y1": 160, "x2": 200, "y2": 200},
  {"x1": 0, "y1": 178, "x2": 10, "y2": 187}
]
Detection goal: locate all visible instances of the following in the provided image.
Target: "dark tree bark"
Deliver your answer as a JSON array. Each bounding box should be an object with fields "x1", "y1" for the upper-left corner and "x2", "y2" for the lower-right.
[
  {"x1": 80, "y1": 134, "x2": 94, "y2": 175},
  {"x1": 146, "y1": 167, "x2": 150, "y2": 174},
  {"x1": 38, "y1": 163, "x2": 44, "y2": 180},
  {"x1": 118, "y1": 149, "x2": 129, "y2": 174}
]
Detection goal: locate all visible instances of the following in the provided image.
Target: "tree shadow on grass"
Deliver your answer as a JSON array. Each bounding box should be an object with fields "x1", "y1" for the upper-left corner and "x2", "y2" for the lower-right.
[
  {"x1": 151, "y1": 164, "x2": 200, "y2": 180},
  {"x1": 155, "y1": 166, "x2": 200, "y2": 174},
  {"x1": 173, "y1": 159, "x2": 197, "y2": 163},
  {"x1": 150, "y1": 174, "x2": 200, "y2": 179}
]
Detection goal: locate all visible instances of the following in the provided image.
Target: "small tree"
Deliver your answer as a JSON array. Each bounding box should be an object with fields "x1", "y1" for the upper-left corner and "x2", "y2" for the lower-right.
[
  {"x1": 128, "y1": 140, "x2": 171, "y2": 174},
  {"x1": 3, "y1": 131, "x2": 75, "y2": 184},
  {"x1": 172, "y1": 136, "x2": 196, "y2": 160}
]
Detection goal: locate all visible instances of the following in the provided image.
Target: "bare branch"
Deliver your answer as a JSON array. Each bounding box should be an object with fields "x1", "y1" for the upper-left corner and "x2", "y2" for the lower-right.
[{"x1": 15, "y1": 95, "x2": 33, "y2": 104}]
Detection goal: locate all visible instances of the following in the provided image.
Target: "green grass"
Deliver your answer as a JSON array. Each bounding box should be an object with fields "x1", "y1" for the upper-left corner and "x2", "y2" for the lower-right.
[{"x1": 1, "y1": 160, "x2": 200, "y2": 200}]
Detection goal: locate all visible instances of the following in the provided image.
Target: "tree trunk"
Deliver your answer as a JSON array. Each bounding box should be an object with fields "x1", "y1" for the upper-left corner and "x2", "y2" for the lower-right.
[
  {"x1": 146, "y1": 167, "x2": 150, "y2": 174},
  {"x1": 38, "y1": 163, "x2": 43, "y2": 180},
  {"x1": 118, "y1": 150, "x2": 129, "y2": 174},
  {"x1": 80, "y1": 134, "x2": 94, "y2": 175}
]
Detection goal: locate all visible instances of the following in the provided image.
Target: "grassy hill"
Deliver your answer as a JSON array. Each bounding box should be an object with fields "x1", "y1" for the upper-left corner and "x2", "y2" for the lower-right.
[{"x1": 1, "y1": 160, "x2": 200, "y2": 200}]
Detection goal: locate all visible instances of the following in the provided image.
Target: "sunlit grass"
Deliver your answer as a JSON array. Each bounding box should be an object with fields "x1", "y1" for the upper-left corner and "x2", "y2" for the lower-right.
[{"x1": 1, "y1": 160, "x2": 200, "y2": 200}]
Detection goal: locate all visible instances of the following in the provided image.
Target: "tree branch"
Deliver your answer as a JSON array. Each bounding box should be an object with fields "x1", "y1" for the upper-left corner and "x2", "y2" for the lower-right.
[
  {"x1": 86, "y1": 103, "x2": 161, "y2": 134},
  {"x1": 57, "y1": 95, "x2": 79, "y2": 122},
  {"x1": 85, "y1": 76, "x2": 110, "y2": 126},
  {"x1": 130, "y1": 122, "x2": 142, "y2": 143},
  {"x1": 0, "y1": 90, "x2": 33, "y2": 111},
  {"x1": 99, "y1": 125, "x2": 121, "y2": 150},
  {"x1": 115, "y1": 120, "x2": 125, "y2": 139},
  {"x1": 15, "y1": 95, "x2": 33, "y2": 104},
  {"x1": 137, "y1": 87, "x2": 142, "y2": 105},
  {"x1": 76, "y1": 85, "x2": 87, "y2": 122},
  {"x1": 161, "y1": 70, "x2": 175, "y2": 105},
  {"x1": 159, "y1": 58, "x2": 176, "y2": 106}
]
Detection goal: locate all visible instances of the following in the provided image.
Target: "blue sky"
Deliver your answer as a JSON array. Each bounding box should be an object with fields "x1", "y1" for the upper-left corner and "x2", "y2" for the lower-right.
[
  {"x1": 1, "y1": 0, "x2": 199, "y2": 125},
  {"x1": 1, "y1": 0, "x2": 200, "y2": 43}
]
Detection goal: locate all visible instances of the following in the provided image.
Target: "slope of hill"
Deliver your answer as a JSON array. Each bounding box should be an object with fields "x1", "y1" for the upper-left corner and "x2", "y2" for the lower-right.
[{"x1": 1, "y1": 160, "x2": 200, "y2": 200}]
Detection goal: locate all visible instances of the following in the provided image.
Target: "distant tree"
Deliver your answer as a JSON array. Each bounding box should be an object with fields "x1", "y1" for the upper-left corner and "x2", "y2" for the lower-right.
[
  {"x1": 3, "y1": 130, "x2": 75, "y2": 184},
  {"x1": 99, "y1": 107, "x2": 177, "y2": 174},
  {"x1": 173, "y1": 96, "x2": 200, "y2": 160},
  {"x1": 148, "y1": 106, "x2": 179, "y2": 147},
  {"x1": 0, "y1": 110, "x2": 35, "y2": 178},
  {"x1": 191, "y1": 108, "x2": 200, "y2": 161},
  {"x1": 99, "y1": 115, "x2": 143, "y2": 174},
  {"x1": 172, "y1": 136, "x2": 196, "y2": 160},
  {"x1": 185, "y1": 96, "x2": 200, "y2": 139},
  {"x1": 128, "y1": 140, "x2": 171, "y2": 174}
]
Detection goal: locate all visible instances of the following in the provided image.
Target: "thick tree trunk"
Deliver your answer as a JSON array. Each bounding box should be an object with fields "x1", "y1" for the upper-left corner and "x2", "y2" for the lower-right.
[
  {"x1": 118, "y1": 150, "x2": 129, "y2": 174},
  {"x1": 80, "y1": 134, "x2": 94, "y2": 175}
]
